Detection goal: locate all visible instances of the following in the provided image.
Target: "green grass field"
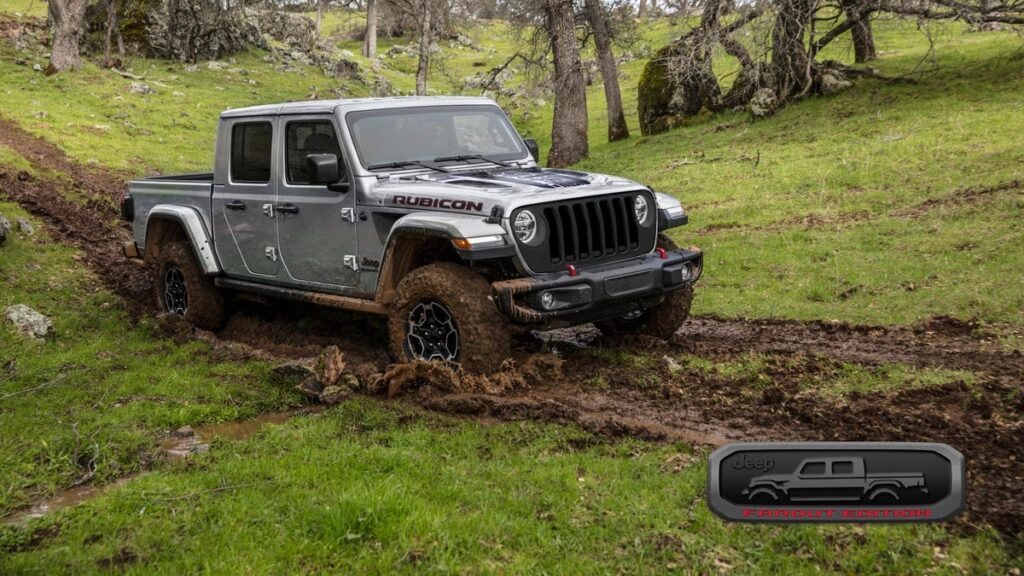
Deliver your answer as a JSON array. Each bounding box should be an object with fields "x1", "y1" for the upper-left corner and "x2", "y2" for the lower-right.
[{"x1": 1, "y1": 7, "x2": 1022, "y2": 573}]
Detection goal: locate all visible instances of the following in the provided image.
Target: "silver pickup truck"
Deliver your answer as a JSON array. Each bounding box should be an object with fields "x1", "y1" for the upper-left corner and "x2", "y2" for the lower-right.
[{"x1": 122, "y1": 96, "x2": 702, "y2": 372}]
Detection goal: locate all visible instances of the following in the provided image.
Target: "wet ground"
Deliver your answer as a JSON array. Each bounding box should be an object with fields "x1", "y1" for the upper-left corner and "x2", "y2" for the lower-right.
[{"x1": 1, "y1": 116, "x2": 1022, "y2": 536}]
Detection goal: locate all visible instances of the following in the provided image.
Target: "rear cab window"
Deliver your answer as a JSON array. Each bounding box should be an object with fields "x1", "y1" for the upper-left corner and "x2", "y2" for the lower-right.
[{"x1": 231, "y1": 122, "x2": 273, "y2": 183}]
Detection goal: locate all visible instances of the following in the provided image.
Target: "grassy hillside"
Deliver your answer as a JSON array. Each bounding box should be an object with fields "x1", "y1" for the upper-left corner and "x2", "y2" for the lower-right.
[{"x1": 1, "y1": 7, "x2": 1022, "y2": 573}]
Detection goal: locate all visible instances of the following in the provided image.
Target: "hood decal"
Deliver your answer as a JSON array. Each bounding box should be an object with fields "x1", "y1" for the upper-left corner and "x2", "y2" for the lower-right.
[{"x1": 433, "y1": 167, "x2": 592, "y2": 189}]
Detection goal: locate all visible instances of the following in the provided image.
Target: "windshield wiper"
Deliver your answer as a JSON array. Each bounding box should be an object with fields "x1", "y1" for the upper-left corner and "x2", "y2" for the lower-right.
[
  {"x1": 433, "y1": 154, "x2": 513, "y2": 168},
  {"x1": 366, "y1": 160, "x2": 450, "y2": 173}
]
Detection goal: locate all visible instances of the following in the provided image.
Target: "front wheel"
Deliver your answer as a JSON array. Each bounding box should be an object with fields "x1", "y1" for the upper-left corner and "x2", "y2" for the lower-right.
[
  {"x1": 388, "y1": 262, "x2": 511, "y2": 373},
  {"x1": 595, "y1": 234, "x2": 694, "y2": 341}
]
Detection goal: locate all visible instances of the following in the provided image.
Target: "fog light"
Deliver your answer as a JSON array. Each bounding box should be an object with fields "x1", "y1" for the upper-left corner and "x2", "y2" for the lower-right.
[{"x1": 540, "y1": 291, "x2": 555, "y2": 310}]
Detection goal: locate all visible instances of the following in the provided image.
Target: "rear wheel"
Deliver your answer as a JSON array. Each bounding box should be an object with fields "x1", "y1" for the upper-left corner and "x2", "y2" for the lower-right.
[
  {"x1": 153, "y1": 240, "x2": 225, "y2": 331},
  {"x1": 595, "y1": 234, "x2": 694, "y2": 340},
  {"x1": 388, "y1": 262, "x2": 510, "y2": 373}
]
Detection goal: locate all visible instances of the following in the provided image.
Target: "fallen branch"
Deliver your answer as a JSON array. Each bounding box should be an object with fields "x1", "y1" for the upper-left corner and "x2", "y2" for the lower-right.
[{"x1": 110, "y1": 68, "x2": 145, "y2": 80}]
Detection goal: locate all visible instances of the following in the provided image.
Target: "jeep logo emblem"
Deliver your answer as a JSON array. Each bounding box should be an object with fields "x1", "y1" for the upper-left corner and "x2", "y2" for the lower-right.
[
  {"x1": 707, "y1": 442, "x2": 964, "y2": 523},
  {"x1": 731, "y1": 454, "x2": 775, "y2": 472}
]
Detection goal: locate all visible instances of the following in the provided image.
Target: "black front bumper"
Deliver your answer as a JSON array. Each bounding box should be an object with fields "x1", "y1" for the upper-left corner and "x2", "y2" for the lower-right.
[{"x1": 491, "y1": 248, "x2": 702, "y2": 325}]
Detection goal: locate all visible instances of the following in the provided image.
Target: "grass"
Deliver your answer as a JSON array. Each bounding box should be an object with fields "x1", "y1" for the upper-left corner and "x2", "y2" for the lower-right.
[
  {"x1": 0, "y1": 205, "x2": 299, "y2": 515},
  {"x1": 1, "y1": 400, "x2": 1018, "y2": 574}
]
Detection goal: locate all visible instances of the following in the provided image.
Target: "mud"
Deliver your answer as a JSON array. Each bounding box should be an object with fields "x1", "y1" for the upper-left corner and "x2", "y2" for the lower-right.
[{"x1": 1, "y1": 115, "x2": 1022, "y2": 536}]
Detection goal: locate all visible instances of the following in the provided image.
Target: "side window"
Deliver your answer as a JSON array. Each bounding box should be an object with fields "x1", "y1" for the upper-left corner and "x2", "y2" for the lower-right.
[
  {"x1": 800, "y1": 462, "x2": 826, "y2": 476},
  {"x1": 231, "y1": 122, "x2": 273, "y2": 183},
  {"x1": 286, "y1": 120, "x2": 343, "y2": 184},
  {"x1": 832, "y1": 461, "x2": 854, "y2": 475}
]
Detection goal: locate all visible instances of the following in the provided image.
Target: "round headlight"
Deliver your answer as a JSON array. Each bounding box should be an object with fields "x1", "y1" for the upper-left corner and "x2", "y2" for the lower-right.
[
  {"x1": 513, "y1": 210, "x2": 537, "y2": 243},
  {"x1": 634, "y1": 195, "x2": 650, "y2": 225}
]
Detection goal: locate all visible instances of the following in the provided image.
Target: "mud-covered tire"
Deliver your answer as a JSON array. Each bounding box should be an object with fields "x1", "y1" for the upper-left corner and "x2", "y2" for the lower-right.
[
  {"x1": 595, "y1": 234, "x2": 694, "y2": 341},
  {"x1": 153, "y1": 240, "x2": 225, "y2": 331},
  {"x1": 388, "y1": 262, "x2": 510, "y2": 373}
]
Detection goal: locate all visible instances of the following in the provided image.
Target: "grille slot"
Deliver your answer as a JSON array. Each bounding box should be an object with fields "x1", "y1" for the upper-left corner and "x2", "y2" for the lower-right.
[{"x1": 516, "y1": 191, "x2": 655, "y2": 273}]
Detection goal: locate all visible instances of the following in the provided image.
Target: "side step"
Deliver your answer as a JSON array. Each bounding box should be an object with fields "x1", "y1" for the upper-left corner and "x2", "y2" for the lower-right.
[{"x1": 214, "y1": 277, "x2": 388, "y2": 315}]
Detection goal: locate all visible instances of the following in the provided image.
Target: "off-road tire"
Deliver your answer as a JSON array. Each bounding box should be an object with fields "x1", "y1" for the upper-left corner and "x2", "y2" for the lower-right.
[
  {"x1": 389, "y1": 262, "x2": 510, "y2": 373},
  {"x1": 595, "y1": 234, "x2": 694, "y2": 341},
  {"x1": 154, "y1": 240, "x2": 225, "y2": 331}
]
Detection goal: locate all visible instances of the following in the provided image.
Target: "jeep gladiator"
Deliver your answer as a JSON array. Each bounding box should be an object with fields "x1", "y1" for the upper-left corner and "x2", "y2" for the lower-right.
[
  {"x1": 743, "y1": 457, "x2": 927, "y2": 503},
  {"x1": 122, "y1": 96, "x2": 703, "y2": 371}
]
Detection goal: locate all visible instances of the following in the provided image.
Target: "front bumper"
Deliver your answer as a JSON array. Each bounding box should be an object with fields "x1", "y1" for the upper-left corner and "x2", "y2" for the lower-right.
[{"x1": 491, "y1": 247, "x2": 702, "y2": 325}]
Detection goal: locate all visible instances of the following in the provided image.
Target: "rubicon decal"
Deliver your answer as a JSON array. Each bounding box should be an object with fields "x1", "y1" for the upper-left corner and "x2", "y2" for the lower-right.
[
  {"x1": 393, "y1": 195, "x2": 484, "y2": 212},
  {"x1": 707, "y1": 443, "x2": 964, "y2": 523}
]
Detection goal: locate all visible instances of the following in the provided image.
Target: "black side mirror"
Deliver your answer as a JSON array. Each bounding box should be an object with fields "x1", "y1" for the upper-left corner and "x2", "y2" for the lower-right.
[
  {"x1": 307, "y1": 153, "x2": 343, "y2": 185},
  {"x1": 523, "y1": 138, "x2": 540, "y2": 163}
]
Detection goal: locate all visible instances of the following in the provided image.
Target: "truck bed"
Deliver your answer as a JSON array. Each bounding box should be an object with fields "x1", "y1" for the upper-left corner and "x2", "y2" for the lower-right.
[{"x1": 139, "y1": 172, "x2": 214, "y2": 182}]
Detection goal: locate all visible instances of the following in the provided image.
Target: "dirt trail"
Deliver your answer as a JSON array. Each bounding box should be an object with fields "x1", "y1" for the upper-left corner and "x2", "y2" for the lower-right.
[{"x1": 1, "y1": 115, "x2": 1022, "y2": 536}]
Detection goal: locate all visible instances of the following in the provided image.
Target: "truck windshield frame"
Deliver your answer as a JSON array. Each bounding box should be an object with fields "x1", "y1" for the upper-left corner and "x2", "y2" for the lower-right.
[{"x1": 345, "y1": 105, "x2": 527, "y2": 171}]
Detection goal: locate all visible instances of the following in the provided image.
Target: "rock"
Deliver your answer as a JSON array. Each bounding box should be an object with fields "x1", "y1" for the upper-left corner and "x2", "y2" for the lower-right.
[
  {"x1": 272, "y1": 357, "x2": 316, "y2": 383},
  {"x1": 15, "y1": 218, "x2": 33, "y2": 235},
  {"x1": 172, "y1": 425, "x2": 195, "y2": 437},
  {"x1": 4, "y1": 305, "x2": 53, "y2": 339},
  {"x1": 662, "y1": 355, "x2": 683, "y2": 375},
  {"x1": 295, "y1": 378, "x2": 324, "y2": 399},
  {"x1": 32, "y1": 63, "x2": 42, "y2": 72},
  {"x1": 206, "y1": 60, "x2": 229, "y2": 70},
  {"x1": 315, "y1": 345, "x2": 345, "y2": 387},
  {"x1": 0, "y1": 214, "x2": 10, "y2": 246},
  {"x1": 819, "y1": 70, "x2": 852, "y2": 96},
  {"x1": 749, "y1": 88, "x2": 778, "y2": 119},
  {"x1": 184, "y1": 64, "x2": 199, "y2": 72},
  {"x1": 128, "y1": 82, "x2": 155, "y2": 95},
  {"x1": 319, "y1": 385, "x2": 350, "y2": 405}
]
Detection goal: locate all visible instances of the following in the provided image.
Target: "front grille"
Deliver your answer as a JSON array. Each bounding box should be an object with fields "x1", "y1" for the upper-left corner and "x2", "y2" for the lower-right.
[{"x1": 513, "y1": 191, "x2": 656, "y2": 273}]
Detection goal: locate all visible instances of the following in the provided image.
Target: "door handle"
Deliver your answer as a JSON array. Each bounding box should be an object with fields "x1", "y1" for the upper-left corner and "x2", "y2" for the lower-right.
[
  {"x1": 276, "y1": 203, "x2": 299, "y2": 215},
  {"x1": 225, "y1": 200, "x2": 246, "y2": 211}
]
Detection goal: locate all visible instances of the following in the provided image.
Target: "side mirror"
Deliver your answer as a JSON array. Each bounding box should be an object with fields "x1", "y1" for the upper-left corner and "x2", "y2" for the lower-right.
[
  {"x1": 307, "y1": 153, "x2": 344, "y2": 187},
  {"x1": 523, "y1": 138, "x2": 540, "y2": 163}
]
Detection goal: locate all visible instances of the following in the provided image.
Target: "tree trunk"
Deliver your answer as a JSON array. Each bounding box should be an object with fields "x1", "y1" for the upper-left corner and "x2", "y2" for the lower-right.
[
  {"x1": 316, "y1": 0, "x2": 324, "y2": 36},
  {"x1": 638, "y1": 0, "x2": 647, "y2": 18},
  {"x1": 545, "y1": 0, "x2": 589, "y2": 167},
  {"x1": 48, "y1": 0, "x2": 89, "y2": 72},
  {"x1": 362, "y1": 0, "x2": 377, "y2": 58},
  {"x1": 416, "y1": 1, "x2": 433, "y2": 96},
  {"x1": 771, "y1": 0, "x2": 814, "y2": 101},
  {"x1": 842, "y1": 0, "x2": 876, "y2": 62},
  {"x1": 584, "y1": 0, "x2": 628, "y2": 142}
]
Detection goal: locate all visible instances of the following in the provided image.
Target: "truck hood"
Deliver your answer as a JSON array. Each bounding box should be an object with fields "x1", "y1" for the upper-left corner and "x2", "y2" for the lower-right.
[{"x1": 365, "y1": 166, "x2": 672, "y2": 217}]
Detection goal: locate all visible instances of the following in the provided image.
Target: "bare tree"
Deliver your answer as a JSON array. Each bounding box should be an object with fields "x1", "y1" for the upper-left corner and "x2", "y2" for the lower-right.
[
  {"x1": 842, "y1": 0, "x2": 876, "y2": 61},
  {"x1": 48, "y1": 0, "x2": 89, "y2": 72},
  {"x1": 584, "y1": 0, "x2": 629, "y2": 141},
  {"x1": 415, "y1": 0, "x2": 433, "y2": 94},
  {"x1": 103, "y1": 0, "x2": 125, "y2": 62},
  {"x1": 544, "y1": 0, "x2": 589, "y2": 166},
  {"x1": 362, "y1": 0, "x2": 378, "y2": 58},
  {"x1": 638, "y1": 0, "x2": 648, "y2": 18}
]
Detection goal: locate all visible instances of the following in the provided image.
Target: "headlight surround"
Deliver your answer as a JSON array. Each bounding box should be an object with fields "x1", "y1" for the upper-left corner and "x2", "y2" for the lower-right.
[
  {"x1": 513, "y1": 210, "x2": 538, "y2": 243},
  {"x1": 634, "y1": 195, "x2": 651, "y2": 227}
]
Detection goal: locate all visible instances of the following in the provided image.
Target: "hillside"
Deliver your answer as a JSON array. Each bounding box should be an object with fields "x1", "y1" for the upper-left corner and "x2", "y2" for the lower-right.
[{"x1": 1, "y1": 6, "x2": 1022, "y2": 573}]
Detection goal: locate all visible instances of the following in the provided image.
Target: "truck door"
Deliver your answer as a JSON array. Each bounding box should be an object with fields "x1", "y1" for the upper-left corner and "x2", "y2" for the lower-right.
[
  {"x1": 212, "y1": 117, "x2": 281, "y2": 278},
  {"x1": 275, "y1": 115, "x2": 359, "y2": 289}
]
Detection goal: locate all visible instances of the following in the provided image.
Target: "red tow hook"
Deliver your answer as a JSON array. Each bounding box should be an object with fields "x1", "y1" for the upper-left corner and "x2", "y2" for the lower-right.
[
  {"x1": 566, "y1": 264, "x2": 578, "y2": 277},
  {"x1": 656, "y1": 247, "x2": 668, "y2": 259}
]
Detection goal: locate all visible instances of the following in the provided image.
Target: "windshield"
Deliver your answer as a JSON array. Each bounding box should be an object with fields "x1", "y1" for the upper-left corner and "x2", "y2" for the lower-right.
[{"x1": 346, "y1": 105, "x2": 527, "y2": 170}]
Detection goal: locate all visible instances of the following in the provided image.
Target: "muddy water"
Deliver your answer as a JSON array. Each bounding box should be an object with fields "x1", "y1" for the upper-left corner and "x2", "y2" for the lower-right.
[
  {"x1": 4, "y1": 407, "x2": 322, "y2": 525},
  {"x1": 3, "y1": 478, "x2": 135, "y2": 525}
]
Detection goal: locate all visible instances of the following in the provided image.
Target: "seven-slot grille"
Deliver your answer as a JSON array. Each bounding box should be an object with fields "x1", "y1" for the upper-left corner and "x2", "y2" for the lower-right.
[{"x1": 513, "y1": 191, "x2": 656, "y2": 273}]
